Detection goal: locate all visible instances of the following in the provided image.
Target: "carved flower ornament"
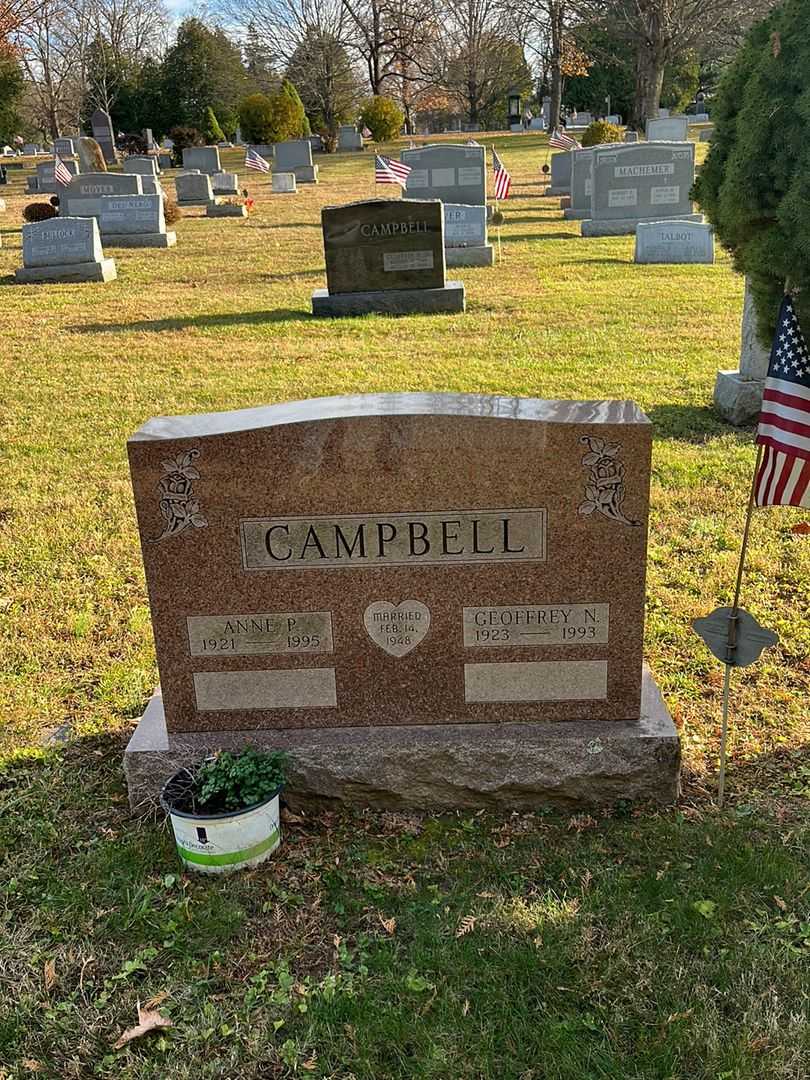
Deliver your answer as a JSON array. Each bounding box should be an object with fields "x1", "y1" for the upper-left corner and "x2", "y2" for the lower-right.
[
  {"x1": 578, "y1": 436, "x2": 640, "y2": 527},
  {"x1": 152, "y1": 449, "x2": 208, "y2": 542}
]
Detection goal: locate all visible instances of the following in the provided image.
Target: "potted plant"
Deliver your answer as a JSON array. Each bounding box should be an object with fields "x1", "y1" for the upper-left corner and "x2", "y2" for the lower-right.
[{"x1": 161, "y1": 749, "x2": 287, "y2": 875}]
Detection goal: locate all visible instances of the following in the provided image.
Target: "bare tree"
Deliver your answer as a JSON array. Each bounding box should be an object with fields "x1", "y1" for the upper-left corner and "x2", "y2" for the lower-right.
[{"x1": 14, "y1": 0, "x2": 85, "y2": 137}]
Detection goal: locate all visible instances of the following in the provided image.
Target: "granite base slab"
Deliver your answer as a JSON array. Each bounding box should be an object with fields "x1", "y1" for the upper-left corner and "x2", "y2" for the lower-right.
[
  {"x1": 546, "y1": 186, "x2": 570, "y2": 197},
  {"x1": 311, "y1": 282, "x2": 466, "y2": 317},
  {"x1": 124, "y1": 666, "x2": 680, "y2": 813},
  {"x1": 293, "y1": 166, "x2": 318, "y2": 183},
  {"x1": 445, "y1": 245, "x2": 494, "y2": 268},
  {"x1": 176, "y1": 197, "x2": 221, "y2": 208},
  {"x1": 581, "y1": 213, "x2": 704, "y2": 237},
  {"x1": 713, "y1": 370, "x2": 764, "y2": 426},
  {"x1": 103, "y1": 231, "x2": 176, "y2": 248},
  {"x1": 563, "y1": 208, "x2": 589, "y2": 220},
  {"x1": 15, "y1": 258, "x2": 117, "y2": 284},
  {"x1": 206, "y1": 203, "x2": 247, "y2": 218}
]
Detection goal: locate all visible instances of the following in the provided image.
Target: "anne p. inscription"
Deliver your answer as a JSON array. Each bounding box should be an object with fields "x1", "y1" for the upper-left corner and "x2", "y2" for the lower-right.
[
  {"x1": 187, "y1": 611, "x2": 333, "y2": 656},
  {"x1": 240, "y1": 508, "x2": 547, "y2": 570}
]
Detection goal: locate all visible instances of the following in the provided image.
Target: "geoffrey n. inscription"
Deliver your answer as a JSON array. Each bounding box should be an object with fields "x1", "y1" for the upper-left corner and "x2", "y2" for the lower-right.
[
  {"x1": 463, "y1": 604, "x2": 609, "y2": 646},
  {"x1": 187, "y1": 611, "x2": 333, "y2": 656},
  {"x1": 240, "y1": 508, "x2": 547, "y2": 570}
]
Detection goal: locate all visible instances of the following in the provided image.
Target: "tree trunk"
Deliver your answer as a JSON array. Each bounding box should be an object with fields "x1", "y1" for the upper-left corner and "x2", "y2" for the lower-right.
[
  {"x1": 633, "y1": 35, "x2": 666, "y2": 129},
  {"x1": 548, "y1": 1, "x2": 564, "y2": 132}
]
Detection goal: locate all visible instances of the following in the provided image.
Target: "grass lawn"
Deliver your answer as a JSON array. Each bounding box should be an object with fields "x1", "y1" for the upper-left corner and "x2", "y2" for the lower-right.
[{"x1": 0, "y1": 132, "x2": 808, "y2": 1078}]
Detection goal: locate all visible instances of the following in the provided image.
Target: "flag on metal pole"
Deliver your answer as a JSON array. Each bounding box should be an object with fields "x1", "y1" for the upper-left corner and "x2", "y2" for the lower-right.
[
  {"x1": 492, "y1": 149, "x2": 511, "y2": 200},
  {"x1": 374, "y1": 154, "x2": 411, "y2": 187},
  {"x1": 549, "y1": 129, "x2": 581, "y2": 151},
  {"x1": 53, "y1": 152, "x2": 72, "y2": 187},
  {"x1": 245, "y1": 147, "x2": 271, "y2": 173}
]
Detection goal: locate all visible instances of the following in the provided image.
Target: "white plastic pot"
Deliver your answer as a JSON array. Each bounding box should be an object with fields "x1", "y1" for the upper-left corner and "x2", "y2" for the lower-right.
[{"x1": 161, "y1": 770, "x2": 282, "y2": 875}]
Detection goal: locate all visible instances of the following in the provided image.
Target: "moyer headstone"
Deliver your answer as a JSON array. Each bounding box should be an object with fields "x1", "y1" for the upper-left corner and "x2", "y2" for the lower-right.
[
  {"x1": 60, "y1": 172, "x2": 143, "y2": 219},
  {"x1": 272, "y1": 172, "x2": 297, "y2": 194},
  {"x1": 182, "y1": 146, "x2": 221, "y2": 175},
  {"x1": 634, "y1": 220, "x2": 714, "y2": 264},
  {"x1": 547, "y1": 151, "x2": 572, "y2": 196},
  {"x1": 123, "y1": 392, "x2": 679, "y2": 811},
  {"x1": 443, "y1": 203, "x2": 493, "y2": 267},
  {"x1": 645, "y1": 116, "x2": 689, "y2": 141},
  {"x1": 338, "y1": 125, "x2": 363, "y2": 151},
  {"x1": 274, "y1": 140, "x2": 318, "y2": 183},
  {"x1": 99, "y1": 193, "x2": 176, "y2": 248},
  {"x1": 714, "y1": 279, "x2": 772, "y2": 425},
  {"x1": 175, "y1": 172, "x2": 214, "y2": 206},
  {"x1": 312, "y1": 199, "x2": 464, "y2": 316},
  {"x1": 90, "y1": 109, "x2": 116, "y2": 164},
  {"x1": 563, "y1": 148, "x2": 595, "y2": 220},
  {"x1": 16, "y1": 216, "x2": 116, "y2": 283},
  {"x1": 400, "y1": 143, "x2": 486, "y2": 207},
  {"x1": 581, "y1": 142, "x2": 703, "y2": 237}
]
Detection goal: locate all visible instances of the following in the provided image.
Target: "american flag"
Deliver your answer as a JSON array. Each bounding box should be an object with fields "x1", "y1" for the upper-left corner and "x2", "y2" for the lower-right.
[
  {"x1": 245, "y1": 146, "x2": 271, "y2": 173},
  {"x1": 754, "y1": 295, "x2": 810, "y2": 508},
  {"x1": 492, "y1": 149, "x2": 511, "y2": 200},
  {"x1": 374, "y1": 154, "x2": 411, "y2": 187},
  {"x1": 549, "y1": 129, "x2": 581, "y2": 151},
  {"x1": 53, "y1": 152, "x2": 72, "y2": 187}
]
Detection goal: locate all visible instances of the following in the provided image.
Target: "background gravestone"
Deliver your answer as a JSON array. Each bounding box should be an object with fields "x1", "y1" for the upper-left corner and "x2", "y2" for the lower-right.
[
  {"x1": 548, "y1": 151, "x2": 572, "y2": 196},
  {"x1": 182, "y1": 146, "x2": 221, "y2": 175},
  {"x1": 123, "y1": 156, "x2": 159, "y2": 177},
  {"x1": 76, "y1": 137, "x2": 107, "y2": 173},
  {"x1": 99, "y1": 193, "x2": 176, "y2": 248},
  {"x1": 634, "y1": 221, "x2": 715, "y2": 264},
  {"x1": 338, "y1": 125, "x2": 363, "y2": 151},
  {"x1": 400, "y1": 144, "x2": 486, "y2": 207},
  {"x1": 123, "y1": 392, "x2": 679, "y2": 810},
  {"x1": 582, "y1": 142, "x2": 703, "y2": 236},
  {"x1": 28, "y1": 158, "x2": 80, "y2": 194},
  {"x1": 714, "y1": 279, "x2": 772, "y2": 424},
  {"x1": 563, "y1": 148, "x2": 595, "y2": 219},
  {"x1": 274, "y1": 140, "x2": 318, "y2": 182},
  {"x1": 645, "y1": 116, "x2": 689, "y2": 141},
  {"x1": 16, "y1": 216, "x2": 116, "y2": 283},
  {"x1": 443, "y1": 204, "x2": 493, "y2": 267},
  {"x1": 61, "y1": 172, "x2": 143, "y2": 219},
  {"x1": 175, "y1": 172, "x2": 214, "y2": 206},
  {"x1": 90, "y1": 109, "x2": 116, "y2": 164},
  {"x1": 272, "y1": 172, "x2": 297, "y2": 194},
  {"x1": 312, "y1": 199, "x2": 464, "y2": 315},
  {"x1": 53, "y1": 137, "x2": 75, "y2": 157}
]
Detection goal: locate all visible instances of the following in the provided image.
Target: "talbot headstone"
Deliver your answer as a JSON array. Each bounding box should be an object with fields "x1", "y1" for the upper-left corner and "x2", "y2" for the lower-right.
[
  {"x1": 274, "y1": 140, "x2": 318, "y2": 183},
  {"x1": 634, "y1": 220, "x2": 714, "y2": 264},
  {"x1": 60, "y1": 172, "x2": 143, "y2": 219},
  {"x1": 312, "y1": 199, "x2": 464, "y2": 316},
  {"x1": 581, "y1": 142, "x2": 703, "y2": 237},
  {"x1": 99, "y1": 193, "x2": 176, "y2": 248},
  {"x1": 338, "y1": 125, "x2": 363, "y2": 151},
  {"x1": 443, "y1": 203, "x2": 493, "y2": 267},
  {"x1": 182, "y1": 146, "x2": 221, "y2": 175},
  {"x1": 548, "y1": 151, "x2": 572, "y2": 196},
  {"x1": 211, "y1": 171, "x2": 239, "y2": 195},
  {"x1": 16, "y1": 216, "x2": 116, "y2": 283},
  {"x1": 123, "y1": 392, "x2": 679, "y2": 811},
  {"x1": 400, "y1": 143, "x2": 486, "y2": 207},
  {"x1": 563, "y1": 148, "x2": 594, "y2": 220},
  {"x1": 175, "y1": 172, "x2": 214, "y2": 206},
  {"x1": 646, "y1": 116, "x2": 689, "y2": 141},
  {"x1": 91, "y1": 109, "x2": 116, "y2": 164},
  {"x1": 714, "y1": 279, "x2": 772, "y2": 425},
  {"x1": 272, "y1": 172, "x2": 297, "y2": 194}
]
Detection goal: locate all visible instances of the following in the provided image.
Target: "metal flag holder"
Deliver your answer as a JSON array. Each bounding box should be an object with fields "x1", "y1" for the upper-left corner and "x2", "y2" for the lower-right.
[{"x1": 692, "y1": 444, "x2": 779, "y2": 806}]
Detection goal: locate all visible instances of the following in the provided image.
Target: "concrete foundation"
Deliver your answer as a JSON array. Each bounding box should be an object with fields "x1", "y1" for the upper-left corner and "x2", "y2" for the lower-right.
[
  {"x1": 15, "y1": 258, "x2": 117, "y2": 284},
  {"x1": 445, "y1": 245, "x2": 494, "y2": 268},
  {"x1": 124, "y1": 666, "x2": 680, "y2": 813},
  {"x1": 581, "y1": 213, "x2": 704, "y2": 237},
  {"x1": 103, "y1": 231, "x2": 176, "y2": 248},
  {"x1": 206, "y1": 203, "x2": 247, "y2": 218},
  {"x1": 312, "y1": 282, "x2": 466, "y2": 317}
]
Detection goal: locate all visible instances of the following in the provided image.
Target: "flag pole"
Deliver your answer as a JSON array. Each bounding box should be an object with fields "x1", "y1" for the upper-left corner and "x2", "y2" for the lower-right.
[{"x1": 717, "y1": 442, "x2": 763, "y2": 806}]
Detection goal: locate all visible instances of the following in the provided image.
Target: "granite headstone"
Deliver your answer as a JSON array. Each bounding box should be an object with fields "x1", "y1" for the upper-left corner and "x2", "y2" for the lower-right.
[
  {"x1": 16, "y1": 216, "x2": 116, "y2": 283},
  {"x1": 400, "y1": 144, "x2": 486, "y2": 207}
]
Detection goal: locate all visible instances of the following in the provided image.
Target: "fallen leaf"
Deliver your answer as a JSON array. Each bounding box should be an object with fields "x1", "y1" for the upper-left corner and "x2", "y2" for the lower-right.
[
  {"x1": 455, "y1": 914, "x2": 477, "y2": 938},
  {"x1": 302, "y1": 1057, "x2": 318, "y2": 1071},
  {"x1": 567, "y1": 813, "x2": 598, "y2": 833},
  {"x1": 43, "y1": 959, "x2": 57, "y2": 991},
  {"x1": 749, "y1": 1035, "x2": 770, "y2": 1053},
  {"x1": 113, "y1": 1004, "x2": 173, "y2": 1049},
  {"x1": 281, "y1": 808, "x2": 306, "y2": 825},
  {"x1": 791, "y1": 522, "x2": 810, "y2": 535},
  {"x1": 21, "y1": 1062, "x2": 41, "y2": 1073},
  {"x1": 771, "y1": 30, "x2": 781, "y2": 57},
  {"x1": 378, "y1": 914, "x2": 396, "y2": 935},
  {"x1": 773, "y1": 895, "x2": 788, "y2": 912},
  {"x1": 143, "y1": 991, "x2": 169, "y2": 1010},
  {"x1": 462, "y1": 998, "x2": 470, "y2": 1016}
]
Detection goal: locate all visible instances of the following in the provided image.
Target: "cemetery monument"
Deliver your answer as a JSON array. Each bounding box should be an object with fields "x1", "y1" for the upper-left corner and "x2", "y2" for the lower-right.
[
  {"x1": 274, "y1": 140, "x2": 319, "y2": 183},
  {"x1": 400, "y1": 143, "x2": 486, "y2": 208},
  {"x1": 16, "y1": 216, "x2": 117, "y2": 283},
  {"x1": 90, "y1": 109, "x2": 117, "y2": 164},
  {"x1": 713, "y1": 279, "x2": 772, "y2": 425},
  {"x1": 634, "y1": 221, "x2": 715, "y2": 264},
  {"x1": 443, "y1": 204, "x2": 493, "y2": 267},
  {"x1": 99, "y1": 193, "x2": 177, "y2": 248},
  {"x1": 182, "y1": 146, "x2": 222, "y2": 174}
]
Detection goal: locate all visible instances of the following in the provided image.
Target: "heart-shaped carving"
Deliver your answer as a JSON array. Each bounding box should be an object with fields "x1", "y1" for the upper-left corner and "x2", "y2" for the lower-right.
[{"x1": 363, "y1": 601, "x2": 431, "y2": 657}]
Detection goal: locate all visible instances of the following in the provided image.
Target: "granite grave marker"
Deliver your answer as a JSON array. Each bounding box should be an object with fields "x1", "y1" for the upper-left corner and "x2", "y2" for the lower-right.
[
  {"x1": 443, "y1": 203, "x2": 493, "y2": 267},
  {"x1": 91, "y1": 109, "x2": 116, "y2": 164},
  {"x1": 99, "y1": 193, "x2": 176, "y2": 248},
  {"x1": 274, "y1": 140, "x2": 318, "y2": 183},
  {"x1": 634, "y1": 220, "x2": 714, "y2": 264},
  {"x1": 16, "y1": 216, "x2": 116, "y2": 283},
  {"x1": 400, "y1": 143, "x2": 486, "y2": 207}
]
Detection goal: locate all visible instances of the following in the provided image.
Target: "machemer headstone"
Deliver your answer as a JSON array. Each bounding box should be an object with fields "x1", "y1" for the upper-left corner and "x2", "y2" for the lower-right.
[
  {"x1": 582, "y1": 141, "x2": 703, "y2": 237},
  {"x1": 123, "y1": 392, "x2": 679, "y2": 811},
  {"x1": 443, "y1": 203, "x2": 493, "y2": 267},
  {"x1": 16, "y1": 216, "x2": 116, "y2": 283},
  {"x1": 91, "y1": 109, "x2": 116, "y2": 164},
  {"x1": 99, "y1": 193, "x2": 176, "y2": 248},
  {"x1": 274, "y1": 140, "x2": 318, "y2": 183},
  {"x1": 634, "y1": 220, "x2": 714, "y2": 264},
  {"x1": 400, "y1": 144, "x2": 486, "y2": 207},
  {"x1": 312, "y1": 199, "x2": 465, "y2": 316},
  {"x1": 563, "y1": 148, "x2": 594, "y2": 220}
]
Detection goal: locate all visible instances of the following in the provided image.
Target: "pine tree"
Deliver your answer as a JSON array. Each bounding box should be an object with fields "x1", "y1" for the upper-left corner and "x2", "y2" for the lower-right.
[
  {"x1": 694, "y1": 0, "x2": 810, "y2": 343},
  {"x1": 280, "y1": 78, "x2": 311, "y2": 136}
]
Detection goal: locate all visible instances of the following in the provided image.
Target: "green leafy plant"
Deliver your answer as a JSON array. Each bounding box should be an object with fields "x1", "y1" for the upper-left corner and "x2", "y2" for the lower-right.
[
  {"x1": 580, "y1": 120, "x2": 623, "y2": 147},
  {"x1": 195, "y1": 749, "x2": 287, "y2": 813},
  {"x1": 202, "y1": 106, "x2": 225, "y2": 143},
  {"x1": 693, "y1": 0, "x2": 810, "y2": 343},
  {"x1": 359, "y1": 96, "x2": 403, "y2": 142}
]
